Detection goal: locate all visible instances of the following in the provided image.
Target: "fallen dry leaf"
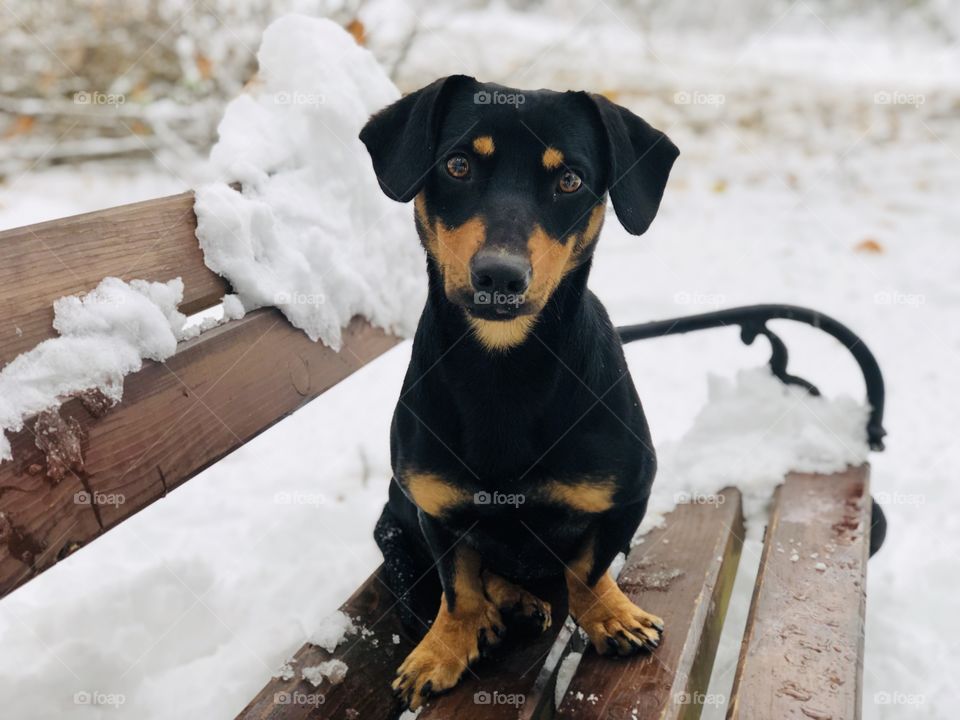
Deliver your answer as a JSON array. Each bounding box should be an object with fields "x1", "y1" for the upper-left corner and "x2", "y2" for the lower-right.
[
  {"x1": 854, "y1": 238, "x2": 884, "y2": 254},
  {"x1": 3, "y1": 115, "x2": 35, "y2": 139},
  {"x1": 347, "y1": 19, "x2": 366, "y2": 45}
]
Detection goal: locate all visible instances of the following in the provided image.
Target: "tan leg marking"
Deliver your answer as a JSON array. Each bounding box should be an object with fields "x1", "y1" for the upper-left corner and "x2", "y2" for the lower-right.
[
  {"x1": 565, "y1": 543, "x2": 663, "y2": 656},
  {"x1": 393, "y1": 548, "x2": 504, "y2": 709},
  {"x1": 482, "y1": 570, "x2": 552, "y2": 633}
]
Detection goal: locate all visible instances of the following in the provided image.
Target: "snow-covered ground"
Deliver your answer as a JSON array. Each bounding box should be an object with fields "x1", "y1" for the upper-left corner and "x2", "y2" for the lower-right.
[{"x1": 1, "y1": 3, "x2": 959, "y2": 718}]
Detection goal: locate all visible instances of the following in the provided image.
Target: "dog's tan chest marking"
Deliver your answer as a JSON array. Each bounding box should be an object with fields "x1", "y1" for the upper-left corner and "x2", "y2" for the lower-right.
[
  {"x1": 403, "y1": 472, "x2": 472, "y2": 516},
  {"x1": 472, "y1": 135, "x2": 495, "y2": 156},
  {"x1": 467, "y1": 315, "x2": 535, "y2": 351}
]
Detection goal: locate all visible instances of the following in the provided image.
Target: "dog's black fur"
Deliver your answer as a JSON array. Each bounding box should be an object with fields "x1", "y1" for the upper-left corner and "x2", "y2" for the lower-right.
[{"x1": 360, "y1": 75, "x2": 678, "y2": 706}]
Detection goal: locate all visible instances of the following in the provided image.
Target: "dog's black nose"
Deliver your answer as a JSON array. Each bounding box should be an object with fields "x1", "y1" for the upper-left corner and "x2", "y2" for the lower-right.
[{"x1": 470, "y1": 252, "x2": 532, "y2": 296}]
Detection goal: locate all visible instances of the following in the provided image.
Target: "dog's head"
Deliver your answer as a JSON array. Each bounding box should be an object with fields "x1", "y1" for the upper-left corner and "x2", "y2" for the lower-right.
[{"x1": 360, "y1": 76, "x2": 678, "y2": 349}]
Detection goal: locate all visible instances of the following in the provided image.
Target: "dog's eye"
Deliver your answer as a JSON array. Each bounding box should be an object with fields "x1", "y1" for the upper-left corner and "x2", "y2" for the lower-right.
[
  {"x1": 446, "y1": 154, "x2": 470, "y2": 179},
  {"x1": 558, "y1": 169, "x2": 582, "y2": 193}
]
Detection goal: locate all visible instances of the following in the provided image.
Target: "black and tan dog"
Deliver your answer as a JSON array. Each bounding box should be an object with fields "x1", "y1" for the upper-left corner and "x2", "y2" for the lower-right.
[{"x1": 360, "y1": 75, "x2": 678, "y2": 709}]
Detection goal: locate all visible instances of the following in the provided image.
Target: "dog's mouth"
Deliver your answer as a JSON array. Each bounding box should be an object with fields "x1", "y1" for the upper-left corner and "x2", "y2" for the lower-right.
[
  {"x1": 465, "y1": 304, "x2": 524, "y2": 321},
  {"x1": 447, "y1": 286, "x2": 541, "y2": 322},
  {"x1": 447, "y1": 287, "x2": 534, "y2": 321}
]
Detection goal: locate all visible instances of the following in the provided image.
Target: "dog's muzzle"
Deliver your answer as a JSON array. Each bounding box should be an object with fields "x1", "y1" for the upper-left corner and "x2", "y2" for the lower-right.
[{"x1": 468, "y1": 250, "x2": 531, "y2": 319}]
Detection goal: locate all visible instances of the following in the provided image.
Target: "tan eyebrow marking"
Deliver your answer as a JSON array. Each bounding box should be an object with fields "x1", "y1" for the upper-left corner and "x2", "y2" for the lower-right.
[
  {"x1": 405, "y1": 473, "x2": 472, "y2": 516},
  {"x1": 472, "y1": 136, "x2": 495, "y2": 156},
  {"x1": 542, "y1": 478, "x2": 616, "y2": 513},
  {"x1": 542, "y1": 147, "x2": 564, "y2": 170}
]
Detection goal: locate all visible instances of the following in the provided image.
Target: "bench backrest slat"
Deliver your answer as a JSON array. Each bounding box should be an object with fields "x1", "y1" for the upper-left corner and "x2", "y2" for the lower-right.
[
  {"x1": 0, "y1": 191, "x2": 228, "y2": 367},
  {"x1": 1, "y1": 194, "x2": 400, "y2": 598}
]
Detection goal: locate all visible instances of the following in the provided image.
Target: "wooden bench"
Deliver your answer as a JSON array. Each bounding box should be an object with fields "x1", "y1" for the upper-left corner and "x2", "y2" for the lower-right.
[{"x1": 0, "y1": 194, "x2": 875, "y2": 719}]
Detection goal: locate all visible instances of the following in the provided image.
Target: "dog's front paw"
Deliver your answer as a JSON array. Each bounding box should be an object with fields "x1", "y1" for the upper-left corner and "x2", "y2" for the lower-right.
[
  {"x1": 393, "y1": 601, "x2": 504, "y2": 710},
  {"x1": 574, "y1": 582, "x2": 663, "y2": 657},
  {"x1": 483, "y1": 570, "x2": 552, "y2": 634}
]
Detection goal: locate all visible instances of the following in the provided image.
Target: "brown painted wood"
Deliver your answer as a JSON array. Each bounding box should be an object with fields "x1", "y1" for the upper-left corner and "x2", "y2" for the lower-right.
[
  {"x1": 555, "y1": 487, "x2": 745, "y2": 720},
  {"x1": 237, "y1": 492, "x2": 745, "y2": 720},
  {"x1": 0, "y1": 191, "x2": 229, "y2": 367},
  {"x1": 726, "y1": 466, "x2": 870, "y2": 720},
  {"x1": 0, "y1": 309, "x2": 399, "y2": 598},
  {"x1": 418, "y1": 575, "x2": 572, "y2": 720},
  {"x1": 237, "y1": 572, "x2": 576, "y2": 720},
  {"x1": 236, "y1": 566, "x2": 414, "y2": 720}
]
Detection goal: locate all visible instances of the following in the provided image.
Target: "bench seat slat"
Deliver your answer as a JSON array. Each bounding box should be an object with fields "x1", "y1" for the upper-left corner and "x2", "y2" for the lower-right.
[
  {"x1": 726, "y1": 466, "x2": 870, "y2": 720},
  {"x1": 238, "y1": 488, "x2": 744, "y2": 720},
  {"x1": 0, "y1": 191, "x2": 228, "y2": 367},
  {"x1": 418, "y1": 574, "x2": 572, "y2": 720},
  {"x1": 0, "y1": 309, "x2": 398, "y2": 598},
  {"x1": 236, "y1": 571, "x2": 575, "y2": 720},
  {"x1": 556, "y1": 487, "x2": 744, "y2": 720}
]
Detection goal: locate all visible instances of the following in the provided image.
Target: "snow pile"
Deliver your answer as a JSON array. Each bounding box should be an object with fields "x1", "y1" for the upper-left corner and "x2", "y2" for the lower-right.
[
  {"x1": 221, "y1": 294, "x2": 246, "y2": 321},
  {"x1": 643, "y1": 368, "x2": 870, "y2": 533},
  {"x1": 308, "y1": 610, "x2": 355, "y2": 653},
  {"x1": 194, "y1": 15, "x2": 425, "y2": 351},
  {"x1": 301, "y1": 659, "x2": 348, "y2": 687},
  {"x1": 272, "y1": 661, "x2": 295, "y2": 681},
  {"x1": 554, "y1": 651, "x2": 583, "y2": 708},
  {"x1": 0, "y1": 277, "x2": 192, "y2": 462}
]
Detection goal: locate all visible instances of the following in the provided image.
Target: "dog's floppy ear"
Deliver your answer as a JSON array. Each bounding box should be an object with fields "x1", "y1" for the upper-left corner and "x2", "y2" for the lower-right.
[
  {"x1": 588, "y1": 94, "x2": 679, "y2": 235},
  {"x1": 360, "y1": 75, "x2": 471, "y2": 203}
]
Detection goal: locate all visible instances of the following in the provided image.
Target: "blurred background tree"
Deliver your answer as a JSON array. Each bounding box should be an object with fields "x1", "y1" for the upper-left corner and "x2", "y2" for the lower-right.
[{"x1": 1, "y1": 0, "x2": 956, "y2": 178}]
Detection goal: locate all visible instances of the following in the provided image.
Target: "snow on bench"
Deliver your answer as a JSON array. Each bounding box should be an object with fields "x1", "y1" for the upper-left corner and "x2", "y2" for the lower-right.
[{"x1": 0, "y1": 191, "x2": 224, "y2": 368}]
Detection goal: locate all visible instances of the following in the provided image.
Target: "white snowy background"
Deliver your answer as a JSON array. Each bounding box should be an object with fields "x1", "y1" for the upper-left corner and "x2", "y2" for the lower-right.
[{"x1": 1, "y1": 1, "x2": 959, "y2": 718}]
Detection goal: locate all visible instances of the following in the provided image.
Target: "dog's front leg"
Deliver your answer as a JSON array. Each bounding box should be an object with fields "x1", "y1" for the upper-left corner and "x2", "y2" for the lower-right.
[
  {"x1": 565, "y1": 501, "x2": 664, "y2": 656},
  {"x1": 392, "y1": 511, "x2": 504, "y2": 709}
]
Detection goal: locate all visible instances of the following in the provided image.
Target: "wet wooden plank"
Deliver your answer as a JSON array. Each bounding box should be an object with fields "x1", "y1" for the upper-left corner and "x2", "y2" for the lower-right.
[
  {"x1": 237, "y1": 491, "x2": 744, "y2": 720},
  {"x1": 237, "y1": 571, "x2": 575, "y2": 720},
  {"x1": 418, "y1": 575, "x2": 572, "y2": 720},
  {"x1": 726, "y1": 466, "x2": 870, "y2": 720},
  {"x1": 555, "y1": 487, "x2": 744, "y2": 720},
  {"x1": 0, "y1": 310, "x2": 399, "y2": 598},
  {"x1": 0, "y1": 191, "x2": 228, "y2": 367},
  {"x1": 236, "y1": 566, "x2": 413, "y2": 720}
]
